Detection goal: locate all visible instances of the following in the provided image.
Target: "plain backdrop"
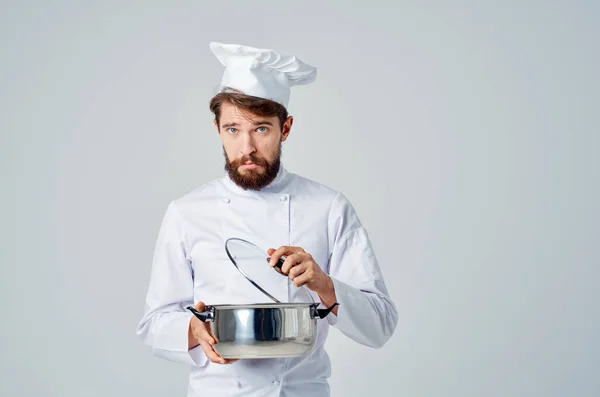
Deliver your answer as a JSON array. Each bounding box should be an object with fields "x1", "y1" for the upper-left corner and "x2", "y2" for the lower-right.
[{"x1": 1, "y1": 1, "x2": 599, "y2": 396}]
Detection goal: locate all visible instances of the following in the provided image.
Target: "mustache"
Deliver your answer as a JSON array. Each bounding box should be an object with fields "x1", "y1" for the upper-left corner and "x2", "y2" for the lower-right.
[{"x1": 233, "y1": 154, "x2": 268, "y2": 166}]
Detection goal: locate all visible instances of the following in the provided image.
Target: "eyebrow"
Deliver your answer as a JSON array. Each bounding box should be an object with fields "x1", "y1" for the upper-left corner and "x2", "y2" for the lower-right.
[
  {"x1": 253, "y1": 120, "x2": 273, "y2": 126},
  {"x1": 221, "y1": 121, "x2": 273, "y2": 129}
]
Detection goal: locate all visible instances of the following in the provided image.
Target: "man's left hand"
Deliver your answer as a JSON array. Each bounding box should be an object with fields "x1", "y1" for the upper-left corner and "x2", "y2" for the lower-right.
[{"x1": 267, "y1": 246, "x2": 337, "y2": 309}]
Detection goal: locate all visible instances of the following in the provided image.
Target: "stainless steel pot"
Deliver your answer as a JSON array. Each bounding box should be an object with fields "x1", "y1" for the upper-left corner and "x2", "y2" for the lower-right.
[{"x1": 186, "y1": 237, "x2": 338, "y2": 359}]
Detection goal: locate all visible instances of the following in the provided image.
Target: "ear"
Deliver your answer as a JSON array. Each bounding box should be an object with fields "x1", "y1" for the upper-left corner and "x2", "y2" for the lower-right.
[
  {"x1": 214, "y1": 118, "x2": 219, "y2": 134},
  {"x1": 281, "y1": 116, "x2": 293, "y2": 142}
]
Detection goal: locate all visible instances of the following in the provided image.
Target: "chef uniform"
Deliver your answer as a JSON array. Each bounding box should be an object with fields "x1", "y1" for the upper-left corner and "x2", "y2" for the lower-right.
[{"x1": 136, "y1": 42, "x2": 398, "y2": 397}]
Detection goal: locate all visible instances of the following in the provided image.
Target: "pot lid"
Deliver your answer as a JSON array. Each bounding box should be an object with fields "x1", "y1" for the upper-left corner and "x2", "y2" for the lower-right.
[{"x1": 224, "y1": 237, "x2": 314, "y2": 304}]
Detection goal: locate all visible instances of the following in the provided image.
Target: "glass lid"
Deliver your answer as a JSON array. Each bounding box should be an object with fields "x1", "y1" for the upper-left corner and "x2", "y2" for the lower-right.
[{"x1": 224, "y1": 237, "x2": 314, "y2": 304}]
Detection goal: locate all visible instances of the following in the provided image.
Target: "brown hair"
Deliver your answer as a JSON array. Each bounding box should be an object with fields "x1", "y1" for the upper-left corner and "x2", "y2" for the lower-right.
[{"x1": 209, "y1": 88, "x2": 289, "y2": 130}]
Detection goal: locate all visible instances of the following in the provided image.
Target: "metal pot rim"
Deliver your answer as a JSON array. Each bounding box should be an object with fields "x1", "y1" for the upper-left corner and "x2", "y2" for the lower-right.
[{"x1": 206, "y1": 302, "x2": 318, "y2": 309}]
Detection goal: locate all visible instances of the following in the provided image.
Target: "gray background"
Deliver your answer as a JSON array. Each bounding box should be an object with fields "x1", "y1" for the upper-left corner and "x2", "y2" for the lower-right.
[{"x1": 1, "y1": 1, "x2": 598, "y2": 396}]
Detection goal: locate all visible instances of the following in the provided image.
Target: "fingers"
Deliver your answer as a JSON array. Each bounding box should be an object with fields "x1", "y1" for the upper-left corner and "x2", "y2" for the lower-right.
[
  {"x1": 191, "y1": 302, "x2": 218, "y2": 345},
  {"x1": 281, "y1": 253, "x2": 305, "y2": 274},
  {"x1": 201, "y1": 316, "x2": 219, "y2": 344},
  {"x1": 199, "y1": 339, "x2": 228, "y2": 364},
  {"x1": 268, "y1": 246, "x2": 305, "y2": 268},
  {"x1": 266, "y1": 245, "x2": 325, "y2": 291},
  {"x1": 206, "y1": 323, "x2": 219, "y2": 345},
  {"x1": 196, "y1": 326, "x2": 236, "y2": 364},
  {"x1": 288, "y1": 260, "x2": 307, "y2": 280},
  {"x1": 268, "y1": 247, "x2": 286, "y2": 268},
  {"x1": 191, "y1": 301, "x2": 239, "y2": 365},
  {"x1": 283, "y1": 254, "x2": 322, "y2": 288},
  {"x1": 290, "y1": 270, "x2": 312, "y2": 287},
  {"x1": 198, "y1": 331, "x2": 239, "y2": 364},
  {"x1": 192, "y1": 318, "x2": 215, "y2": 345}
]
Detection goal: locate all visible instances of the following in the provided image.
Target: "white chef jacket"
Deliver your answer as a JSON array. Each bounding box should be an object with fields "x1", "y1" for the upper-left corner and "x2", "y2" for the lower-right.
[{"x1": 136, "y1": 164, "x2": 398, "y2": 397}]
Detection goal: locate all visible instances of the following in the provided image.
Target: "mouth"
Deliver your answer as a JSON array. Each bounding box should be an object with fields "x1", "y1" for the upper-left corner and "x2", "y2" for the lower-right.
[{"x1": 240, "y1": 162, "x2": 261, "y2": 169}]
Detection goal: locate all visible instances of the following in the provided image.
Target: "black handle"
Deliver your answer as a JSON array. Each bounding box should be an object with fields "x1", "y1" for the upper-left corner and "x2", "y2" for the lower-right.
[
  {"x1": 315, "y1": 302, "x2": 339, "y2": 319},
  {"x1": 186, "y1": 306, "x2": 214, "y2": 322},
  {"x1": 270, "y1": 255, "x2": 286, "y2": 276},
  {"x1": 275, "y1": 258, "x2": 285, "y2": 269}
]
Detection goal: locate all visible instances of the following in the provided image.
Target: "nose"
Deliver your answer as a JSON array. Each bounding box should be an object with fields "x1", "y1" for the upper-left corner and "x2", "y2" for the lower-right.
[{"x1": 239, "y1": 133, "x2": 256, "y2": 156}]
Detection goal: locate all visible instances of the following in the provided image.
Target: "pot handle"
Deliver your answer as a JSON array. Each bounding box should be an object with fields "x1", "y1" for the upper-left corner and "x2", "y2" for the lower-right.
[
  {"x1": 314, "y1": 302, "x2": 340, "y2": 319},
  {"x1": 186, "y1": 306, "x2": 215, "y2": 322}
]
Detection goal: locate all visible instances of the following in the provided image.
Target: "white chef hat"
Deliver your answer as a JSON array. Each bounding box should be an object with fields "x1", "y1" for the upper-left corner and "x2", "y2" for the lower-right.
[{"x1": 209, "y1": 41, "x2": 317, "y2": 109}]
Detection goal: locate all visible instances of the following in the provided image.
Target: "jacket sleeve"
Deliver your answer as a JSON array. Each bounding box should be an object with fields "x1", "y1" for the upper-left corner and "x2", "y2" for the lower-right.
[
  {"x1": 325, "y1": 192, "x2": 398, "y2": 348},
  {"x1": 135, "y1": 201, "x2": 207, "y2": 366}
]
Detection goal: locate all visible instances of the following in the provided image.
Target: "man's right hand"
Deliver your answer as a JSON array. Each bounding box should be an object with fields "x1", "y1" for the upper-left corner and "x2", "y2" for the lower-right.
[{"x1": 188, "y1": 301, "x2": 239, "y2": 364}]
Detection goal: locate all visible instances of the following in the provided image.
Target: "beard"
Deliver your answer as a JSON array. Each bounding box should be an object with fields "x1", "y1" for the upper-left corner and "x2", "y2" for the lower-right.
[{"x1": 223, "y1": 143, "x2": 282, "y2": 191}]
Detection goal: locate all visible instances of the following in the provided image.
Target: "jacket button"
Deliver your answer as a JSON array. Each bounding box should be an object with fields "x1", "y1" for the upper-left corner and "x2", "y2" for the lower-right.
[
  {"x1": 280, "y1": 196, "x2": 287, "y2": 201},
  {"x1": 222, "y1": 198, "x2": 230, "y2": 203}
]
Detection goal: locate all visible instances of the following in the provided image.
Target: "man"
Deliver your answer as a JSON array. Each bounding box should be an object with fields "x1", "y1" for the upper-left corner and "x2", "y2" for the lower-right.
[{"x1": 136, "y1": 41, "x2": 398, "y2": 397}]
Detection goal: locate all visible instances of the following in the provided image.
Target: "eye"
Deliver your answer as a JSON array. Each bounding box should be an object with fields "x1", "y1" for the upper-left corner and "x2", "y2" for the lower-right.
[
  {"x1": 227, "y1": 128, "x2": 238, "y2": 134},
  {"x1": 257, "y1": 127, "x2": 268, "y2": 133}
]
